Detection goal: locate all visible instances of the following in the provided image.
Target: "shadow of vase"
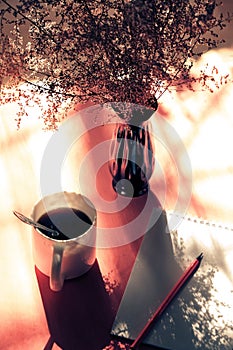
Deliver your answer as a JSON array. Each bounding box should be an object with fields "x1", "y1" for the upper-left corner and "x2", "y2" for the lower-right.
[{"x1": 35, "y1": 260, "x2": 113, "y2": 350}]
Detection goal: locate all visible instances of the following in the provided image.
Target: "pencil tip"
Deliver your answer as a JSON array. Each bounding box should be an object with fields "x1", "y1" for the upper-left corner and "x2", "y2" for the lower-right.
[{"x1": 197, "y1": 252, "x2": 204, "y2": 261}]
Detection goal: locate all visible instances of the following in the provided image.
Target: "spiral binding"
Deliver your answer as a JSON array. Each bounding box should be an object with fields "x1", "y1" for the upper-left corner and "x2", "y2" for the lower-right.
[{"x1": 167, "y1": 211, "x2": 233, "y2": 232}]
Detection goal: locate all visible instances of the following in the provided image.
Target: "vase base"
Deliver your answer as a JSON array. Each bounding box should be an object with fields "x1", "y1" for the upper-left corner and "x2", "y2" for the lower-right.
[{"x1": 112, "y1": 179, "x2": 149, "y2": 197}]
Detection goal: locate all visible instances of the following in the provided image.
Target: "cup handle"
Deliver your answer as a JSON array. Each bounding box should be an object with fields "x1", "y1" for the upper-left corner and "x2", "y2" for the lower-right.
[{"x1": 50, "y1": 245, "x2": 64, "y2": 292}]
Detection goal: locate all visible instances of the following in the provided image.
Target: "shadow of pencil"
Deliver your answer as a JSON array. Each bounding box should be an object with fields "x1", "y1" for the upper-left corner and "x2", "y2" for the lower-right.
[{"x1": 35, "y1": 260, "x2": 113, "y2": 350}]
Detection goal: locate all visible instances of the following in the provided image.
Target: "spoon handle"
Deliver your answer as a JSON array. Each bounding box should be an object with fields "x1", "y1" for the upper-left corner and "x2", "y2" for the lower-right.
[{"x1": 13, "y1": 210, "x2": 59, "y2": 237}]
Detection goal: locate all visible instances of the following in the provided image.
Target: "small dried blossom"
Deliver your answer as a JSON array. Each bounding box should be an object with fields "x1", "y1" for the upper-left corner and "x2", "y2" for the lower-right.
[
  {"x1": 103, "y1": 339, "x2": 131, "y2": 350},
  {"x1": 0, "y1": 0, "x2": 232, "y2": 128}
]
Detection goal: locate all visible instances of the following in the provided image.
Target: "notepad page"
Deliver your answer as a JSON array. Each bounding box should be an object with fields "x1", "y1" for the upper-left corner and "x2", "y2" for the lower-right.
[{"x1": 111, "y1": 211, "x2": 233, "y2": 350}]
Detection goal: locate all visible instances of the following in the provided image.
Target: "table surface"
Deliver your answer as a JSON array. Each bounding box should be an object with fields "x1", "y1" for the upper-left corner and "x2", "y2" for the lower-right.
[
  {"x1": 0, "y1": 108, "x2": 167, "y2": 350},
  {"x1": 1, "y1": 84, "x2": 233, "y2": 349}
]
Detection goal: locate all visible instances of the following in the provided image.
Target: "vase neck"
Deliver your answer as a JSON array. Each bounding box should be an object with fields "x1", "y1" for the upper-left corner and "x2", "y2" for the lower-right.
[{"x1": 111, "y1": 103, "x2": 155, "y2": 124}]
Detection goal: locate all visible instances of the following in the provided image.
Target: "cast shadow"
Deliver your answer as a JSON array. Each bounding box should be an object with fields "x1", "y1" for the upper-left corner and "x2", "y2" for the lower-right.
[
  {"x1": 36, "y1": 260, "x2": 113, "y2": 350},
  {"x1": 110, "y1": 190, "x2": 196, "y2": 350},
  {"x1": 36, "y1": 188, "x2": 202, "y2": 350},
  {"x1": 35, "y1": 188, "x2": 166, "y2": 350}
]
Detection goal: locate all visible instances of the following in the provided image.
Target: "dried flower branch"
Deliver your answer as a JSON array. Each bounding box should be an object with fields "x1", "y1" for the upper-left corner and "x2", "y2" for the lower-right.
[{"x1": 0, "y1": 0, "x2": 232, "y2": 128}]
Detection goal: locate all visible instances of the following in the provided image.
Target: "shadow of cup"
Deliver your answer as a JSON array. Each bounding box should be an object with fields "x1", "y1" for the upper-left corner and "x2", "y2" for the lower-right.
[{"x1": 35, "y1": 260, "x2": 113, "y2": 350}]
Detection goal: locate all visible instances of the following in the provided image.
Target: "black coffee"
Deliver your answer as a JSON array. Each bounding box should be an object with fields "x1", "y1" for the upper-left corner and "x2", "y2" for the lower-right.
[{"x1": 37, "y1": 207, "x2": 92, "y2": 240}]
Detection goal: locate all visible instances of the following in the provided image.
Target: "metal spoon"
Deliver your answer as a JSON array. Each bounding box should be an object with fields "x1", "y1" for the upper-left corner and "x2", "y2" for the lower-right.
[{"x1": 13, "y1": 210, "x2": 59, "y2": 237}]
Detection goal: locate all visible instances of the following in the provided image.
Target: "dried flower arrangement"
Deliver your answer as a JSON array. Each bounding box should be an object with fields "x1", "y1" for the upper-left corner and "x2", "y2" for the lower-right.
[{"x1": 0, "y1": 0, "x2": 232, "y2": 128}]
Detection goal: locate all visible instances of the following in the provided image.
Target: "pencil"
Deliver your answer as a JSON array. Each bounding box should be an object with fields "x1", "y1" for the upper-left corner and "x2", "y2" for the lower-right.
[{"x1": 130, "y1": 253, "x2": 204, "y2": 349}]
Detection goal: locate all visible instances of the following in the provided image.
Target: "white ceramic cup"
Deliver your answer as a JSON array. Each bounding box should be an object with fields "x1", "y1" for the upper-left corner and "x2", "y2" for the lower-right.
[{"x1": 31, "y1": 192, "x2": 97, "y2": 292}]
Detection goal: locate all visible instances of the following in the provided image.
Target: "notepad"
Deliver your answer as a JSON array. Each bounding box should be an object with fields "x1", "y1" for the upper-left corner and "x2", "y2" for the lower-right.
[{"x1": 111, "y1": 211, "x2": 233, "y2": 350}]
